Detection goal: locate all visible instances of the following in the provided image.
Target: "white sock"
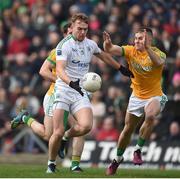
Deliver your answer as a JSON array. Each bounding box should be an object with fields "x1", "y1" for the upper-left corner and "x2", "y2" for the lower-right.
[
  {"x1": 22, "y1": 116, "x2": 26, "y2": 123},
  {"x1": 62, "y1": 135, "x2": 68, "y2": 141},
  {"x1": 115, "y1": 156, "x2": 124, "y2": 163},
  {"x1": 48, "y1": 160, "x2": 56, "y2": 165},
  {"x1": 134, "y1": 144, "x2": 142, "y2": 151}
]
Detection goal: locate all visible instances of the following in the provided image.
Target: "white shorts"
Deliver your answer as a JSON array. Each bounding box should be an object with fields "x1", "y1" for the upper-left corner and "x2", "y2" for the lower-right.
[
  {"x1": 43, "y1": 92, "x2": 55, "y2": 117},
  {"x1": 127, "y1": 93, "x2": 168, "y2": 117},
  {"x1": 53, "y1": 86, "x2": 92, "y2": 115}
]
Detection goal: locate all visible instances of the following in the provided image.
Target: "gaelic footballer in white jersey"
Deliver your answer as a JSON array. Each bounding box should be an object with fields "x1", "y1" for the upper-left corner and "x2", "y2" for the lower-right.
[
  {"x1": 56, "y1": 35, "x2": 101, "y2": 84},
  {"x1": 54, "y1": 34, "x2": 101, "y2": 113}
]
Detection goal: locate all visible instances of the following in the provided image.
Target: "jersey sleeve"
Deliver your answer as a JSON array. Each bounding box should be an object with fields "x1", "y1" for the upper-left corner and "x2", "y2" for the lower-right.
[
  {"x1": 56, "y1": 43, "x2": 69, "y2": 61},
  {"x1": 121, "y1": 45, "x2": 134, "y2": 58},
  {"x1": 153, "y1": 47, "x2": 166, "y2": 60},
  {"x1": 46, "y1": 49, "x2": 56, "y2": 66},
  {"x1": 92, "y1": 41, "x2": 101, "y2": 55}
]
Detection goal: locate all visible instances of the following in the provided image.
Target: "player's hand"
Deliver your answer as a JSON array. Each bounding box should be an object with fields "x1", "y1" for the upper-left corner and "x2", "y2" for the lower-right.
[
  {"x1": 119, "y1": 65, "x2": 134, "y2": 78},
  {"x1": 103, "y1": 31, "x2": 112, "y2": 51},
  {"x1": 143, "y1": 29, "x2": 151, "y2": 50},
  {"x1": 69, "y1": 79, "x2": 84, "y2": 96}
]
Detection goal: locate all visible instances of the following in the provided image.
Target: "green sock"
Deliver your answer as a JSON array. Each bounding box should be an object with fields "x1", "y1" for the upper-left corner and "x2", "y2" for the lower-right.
[
  {"x1": 117, "y1": 148, "x2": 125, "y2": 156},
  {"x1": 23, "y1": 116, "x2": 34, "y2": 127},
  {"x1": 71, "y1": 155, "x2": 80, "y2": 168},
  {"x1": 137, "y1": 137, "x2": 145, "y2": 147}
]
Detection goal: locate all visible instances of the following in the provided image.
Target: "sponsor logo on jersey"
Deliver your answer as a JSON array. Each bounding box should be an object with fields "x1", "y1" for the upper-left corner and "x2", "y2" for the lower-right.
[
  {"x1": 72, "y1": 59, "x2": 89, "y2": 67},
  {"x1": 78, "y1": 62, "x2": 89, "y2": 68},
  {"x1": 72, "y1": 48, "x2": 77, "y2": 52},
  {"x1": 131, "y1": 61, "x2": 153, "y2": 73},
  {"x1": 72, "y1": 60, "x2": 80, "y2": 64}
]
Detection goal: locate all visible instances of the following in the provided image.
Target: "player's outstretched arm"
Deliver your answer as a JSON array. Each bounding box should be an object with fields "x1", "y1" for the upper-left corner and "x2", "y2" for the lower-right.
[
  {"x1": 95, "y1": 51, "x2": 134, "y2": 78},
  {"x1": 103, "y1": 31, "x2": 123, "y2": 56},
  {"x1": 39, "y1": 60, "x2": 57, "y2": 82}
]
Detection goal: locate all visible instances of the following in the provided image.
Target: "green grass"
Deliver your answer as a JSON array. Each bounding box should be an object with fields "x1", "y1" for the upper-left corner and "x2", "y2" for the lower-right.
[{"x1": 0, "y1": 164, "x2": 180, "y2": 178}]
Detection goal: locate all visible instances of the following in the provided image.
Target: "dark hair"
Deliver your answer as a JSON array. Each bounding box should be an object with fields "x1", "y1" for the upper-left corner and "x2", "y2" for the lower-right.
[
  {"x1": 62, "y1": 22, "x2": 72, "y2": 34},
  {"x1": 138, "y1": 27, "x2": 153, "y2": 36},
  {"x1": 71, "y1": 13, "x2": 89, "y2": 24}
]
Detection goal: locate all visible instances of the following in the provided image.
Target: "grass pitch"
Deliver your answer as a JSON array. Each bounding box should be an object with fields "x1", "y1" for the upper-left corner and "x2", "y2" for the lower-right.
[{"x1": 0, "y1": 164, "x2": 180, "y2": 178}]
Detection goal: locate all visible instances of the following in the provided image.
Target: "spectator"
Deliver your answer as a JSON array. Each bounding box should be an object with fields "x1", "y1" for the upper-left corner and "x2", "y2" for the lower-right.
[
  {"x1": 172, "y1": 72, "x2": 180, "y2": 91},
  {"x1": 7, "y1": 26, "x2": 30, "y2": 55},
  {"x1": 96, "y1": 116, "x2": 119, "y2": 141},
  {"x1": 166, "y1": 121, "x2": 180, "y2": 141}
]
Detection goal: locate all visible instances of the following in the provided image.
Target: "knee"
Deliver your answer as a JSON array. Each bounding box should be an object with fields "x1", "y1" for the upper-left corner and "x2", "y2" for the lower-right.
[
  {"x1": 80, "y1": 124, "x2": 92, "y2": 135},
  {"x1": 53, "y1": 129, "x2": 64, "y2": 139}
]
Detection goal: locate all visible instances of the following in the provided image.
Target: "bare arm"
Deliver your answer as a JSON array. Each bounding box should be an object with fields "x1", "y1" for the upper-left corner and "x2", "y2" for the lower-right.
[
  {"x1": 144, "y1": 30, "x2": 165, "y2": 66},
  {"x1": 95, "y1": 51, "x2": 134, "y2": 78},
  {"x1": 56, "y1": 60, "x2": 71, "y2": 85},
  {"x1": 39, "y1": 60, "x2": 57, "y2": 82},
  {"x1": 56, "y1": 60, "x2": 84, "y2": 95},
  {"x1": 103, "y1": 31, "x2": 123, "y2": 56},
  {"x1": 146, "y1": 48, "x2": 165, "y2": 66},
  {"x1": 95, "y1": 51, "x2": 121, "y2": 69}
]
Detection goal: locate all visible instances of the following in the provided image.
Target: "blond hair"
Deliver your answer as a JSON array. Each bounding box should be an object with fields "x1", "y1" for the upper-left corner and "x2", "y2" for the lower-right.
[{"x1": 71, "y1": 13, "x2": 89, "y2": 24}]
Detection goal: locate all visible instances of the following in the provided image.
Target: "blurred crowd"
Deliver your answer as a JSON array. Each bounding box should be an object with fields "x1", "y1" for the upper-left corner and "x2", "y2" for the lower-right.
[{"x1": 0, "y1": 0, "x2": 180, "y2": 154}]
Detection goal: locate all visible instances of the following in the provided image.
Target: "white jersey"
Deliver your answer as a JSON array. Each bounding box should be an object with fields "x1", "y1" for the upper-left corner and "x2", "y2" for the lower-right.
[{"x1": 55, "y1": 35, "x2": 101, "y2": 87}]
